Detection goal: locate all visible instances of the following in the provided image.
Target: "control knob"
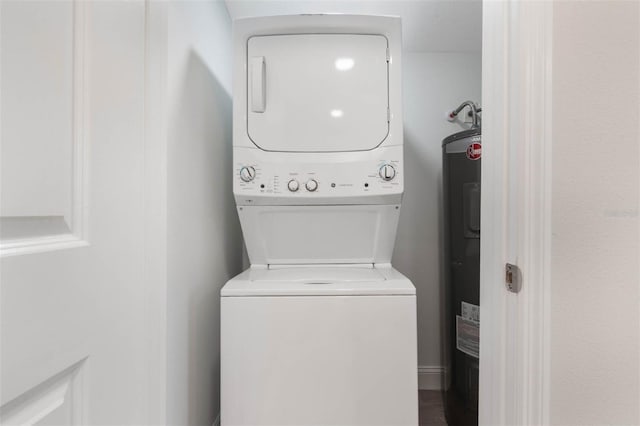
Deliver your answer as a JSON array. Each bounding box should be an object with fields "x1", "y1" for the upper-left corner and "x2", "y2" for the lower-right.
[
  {"x1": 287, "y1": 179, "x2": 300, "y2": 192},
  {"x1": 239, "y1": 166, "x2": 256, "y2": 182},
  {"x1": 379, "y1": 164, "x2": 396, "y2": 181},
  {"x1": 305, "y1": 179, "x2": 318, "y2": 192}
]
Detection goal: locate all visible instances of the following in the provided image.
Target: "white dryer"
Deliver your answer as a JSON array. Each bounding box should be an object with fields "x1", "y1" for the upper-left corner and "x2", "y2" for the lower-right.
[{"x1": 221, "y1": 15, "x2": 418, "y2": 426}]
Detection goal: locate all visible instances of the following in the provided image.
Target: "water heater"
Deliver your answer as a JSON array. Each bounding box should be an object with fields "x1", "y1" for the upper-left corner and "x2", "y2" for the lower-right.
[{"x1": 443, "y1": 126, "x2": 481, "y2": 426}]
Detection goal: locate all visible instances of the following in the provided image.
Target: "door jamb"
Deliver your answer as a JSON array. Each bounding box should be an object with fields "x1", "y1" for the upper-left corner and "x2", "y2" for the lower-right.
[{"x1": 479, "y1": 1, "x2": 553, "y2": 425}]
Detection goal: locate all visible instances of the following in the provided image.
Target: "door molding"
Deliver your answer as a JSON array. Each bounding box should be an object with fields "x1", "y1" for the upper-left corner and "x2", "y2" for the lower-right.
[
  {"x1": 479, "y1": 1, "x2": 553, "y2": 425},
  {"x1": 0, "y1": 0, "x2": 90, "y2": 257}
]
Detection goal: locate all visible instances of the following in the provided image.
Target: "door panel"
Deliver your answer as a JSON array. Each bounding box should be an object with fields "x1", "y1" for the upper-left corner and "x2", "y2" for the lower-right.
[
  {"x1": 0, "y1": 0, "x2": 83, "y2": 254},
  {"x1": 1, "y1": 1, "x2": 159, "y2": 424},
  {"x1": 0, "y1": 362, "x2": 83, "y2": 426},
  {"x1": 247, "y1": 34, "x2": 389, "y2": 152}
]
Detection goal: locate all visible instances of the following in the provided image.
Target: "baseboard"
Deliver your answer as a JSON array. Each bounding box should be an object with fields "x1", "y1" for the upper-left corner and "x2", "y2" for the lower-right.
[
  {"x1": 213, "y1": 413, "x2": 220, "y2": 426},
  {"x1": 418, "y1": 365, "x2": 445, "y2": 390}
]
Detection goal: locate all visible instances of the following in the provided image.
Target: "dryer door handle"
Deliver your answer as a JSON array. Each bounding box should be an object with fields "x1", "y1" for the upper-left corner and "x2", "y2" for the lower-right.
[{"x1": 250, "y1": 56, "x2": 266, "y2": 113}]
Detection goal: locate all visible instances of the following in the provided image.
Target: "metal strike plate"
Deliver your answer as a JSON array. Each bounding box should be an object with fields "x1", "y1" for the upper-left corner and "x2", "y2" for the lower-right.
[{"x1": 505, "y1": 263, "x2": 522, "y2": 293}]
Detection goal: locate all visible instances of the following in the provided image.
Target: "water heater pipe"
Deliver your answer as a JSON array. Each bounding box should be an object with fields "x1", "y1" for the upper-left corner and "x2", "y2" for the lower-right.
[{"x1": 446, "y1": 101, "x2": 480, "y2": 128}]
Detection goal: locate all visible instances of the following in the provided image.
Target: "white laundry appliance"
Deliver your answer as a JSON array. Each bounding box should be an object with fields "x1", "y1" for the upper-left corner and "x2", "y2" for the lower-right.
[{"x1": 221, "y1": 15, "x2": 418, "y2": 426}]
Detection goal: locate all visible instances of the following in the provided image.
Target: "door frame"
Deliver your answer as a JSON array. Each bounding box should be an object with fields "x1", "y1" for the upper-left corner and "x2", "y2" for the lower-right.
[{"x1": 479, "y1": 1, "x2": 553, "y2": 425}]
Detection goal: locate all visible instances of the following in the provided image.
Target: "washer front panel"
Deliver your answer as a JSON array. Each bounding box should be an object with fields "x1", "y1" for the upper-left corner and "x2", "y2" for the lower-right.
[{"x1": 221, "y1": 290, "x2": 418, "y2": 425}]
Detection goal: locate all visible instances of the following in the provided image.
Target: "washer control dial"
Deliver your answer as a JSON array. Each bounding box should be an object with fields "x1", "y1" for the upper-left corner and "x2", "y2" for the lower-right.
[
  {"x1": 305, "y1": 179, "x2": 318, "y2": 192},
  {"x1": 379, "y1": 164, "x2": 396, "y2": 181},
  {"x1": 287, "y1": 179, "x2": 300, "y2": 192},
  {"x1": 239, "y1": 166, "x2": 256, "y2": 182}
]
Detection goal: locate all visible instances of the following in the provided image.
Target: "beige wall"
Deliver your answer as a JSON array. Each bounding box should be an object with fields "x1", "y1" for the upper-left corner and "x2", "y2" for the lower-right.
[{"x1": 551, "y1": 2, "x2": 640, "y2": 424}]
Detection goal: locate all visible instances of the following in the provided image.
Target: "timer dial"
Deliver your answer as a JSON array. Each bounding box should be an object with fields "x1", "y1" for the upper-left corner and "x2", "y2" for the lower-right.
[
  {"x1": 239, "y1": 166, "x2": 256, "y2": 182},
  {"x1": 379, "y1": 164, "x2": 396, "y2": 181}
]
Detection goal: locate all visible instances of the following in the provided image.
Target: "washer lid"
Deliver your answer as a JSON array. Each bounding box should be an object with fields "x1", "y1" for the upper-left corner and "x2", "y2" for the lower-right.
[
  {"x1": 222, "y1": 267, "x2": 415, "y2": 297},
  {"x1": 250, "y1": 266, "x2": 385, "y2": 283}
]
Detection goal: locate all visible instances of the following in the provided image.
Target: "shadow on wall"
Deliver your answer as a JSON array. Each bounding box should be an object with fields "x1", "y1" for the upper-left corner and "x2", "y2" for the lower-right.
[
  {"x1": 168, "y1": 50, "x2": 243, "y2": 426},
  {"x1": 393, "y1": 127, "x2": 444, "y2": 365}
]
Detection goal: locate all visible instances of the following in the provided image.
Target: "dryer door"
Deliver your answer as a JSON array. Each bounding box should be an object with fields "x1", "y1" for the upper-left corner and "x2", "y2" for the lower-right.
[{"x1": 247, "y1": 34, "x2": 389, "y2": 152}]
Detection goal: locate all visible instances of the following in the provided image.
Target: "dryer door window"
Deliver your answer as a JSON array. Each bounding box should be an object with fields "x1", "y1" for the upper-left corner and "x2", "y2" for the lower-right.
[{"x1": 247, "y1": 34, "x2": 389, "y2": 152}]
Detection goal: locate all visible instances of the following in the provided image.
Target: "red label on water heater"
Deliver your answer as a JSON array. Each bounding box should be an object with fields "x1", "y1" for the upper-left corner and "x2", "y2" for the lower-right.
[{"x1": 466, "y1": 143, "x2": 482, "y2": 160}]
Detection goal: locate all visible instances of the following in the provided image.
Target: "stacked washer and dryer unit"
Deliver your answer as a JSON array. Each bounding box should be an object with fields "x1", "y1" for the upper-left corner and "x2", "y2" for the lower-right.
[{"x1": 221, "y1": 15, "x2": 418, "y2": 426}]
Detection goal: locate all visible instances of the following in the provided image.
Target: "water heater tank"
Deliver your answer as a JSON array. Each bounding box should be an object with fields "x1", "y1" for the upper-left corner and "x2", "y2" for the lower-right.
[{"x1": 442, "y1": 127, "x2": 481, "y2": 426}]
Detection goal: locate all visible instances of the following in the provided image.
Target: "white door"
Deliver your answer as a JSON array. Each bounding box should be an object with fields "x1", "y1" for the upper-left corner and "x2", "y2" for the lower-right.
[
  {"x1": 247, "y1": 34, "x2": 389, "y2": 152},
  {"x1": 1, "y1": 1, "x2": 163, "y2": 425}
]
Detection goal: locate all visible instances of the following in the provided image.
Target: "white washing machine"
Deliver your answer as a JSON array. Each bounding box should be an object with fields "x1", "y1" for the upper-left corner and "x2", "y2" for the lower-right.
[{"x1": 221, "y1": 15, "x2": 418, "y2": 426}]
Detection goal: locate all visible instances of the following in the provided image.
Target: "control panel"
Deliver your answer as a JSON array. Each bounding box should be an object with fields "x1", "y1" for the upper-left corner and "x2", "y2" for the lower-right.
[{"x1": 233, "y1": 146, "x2": 403, "y2": 203}]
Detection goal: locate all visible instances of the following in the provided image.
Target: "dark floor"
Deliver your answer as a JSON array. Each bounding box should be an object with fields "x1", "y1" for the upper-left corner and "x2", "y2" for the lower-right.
[{"x1": 419, "y1": 390, "x2": 448, "y2": 426}]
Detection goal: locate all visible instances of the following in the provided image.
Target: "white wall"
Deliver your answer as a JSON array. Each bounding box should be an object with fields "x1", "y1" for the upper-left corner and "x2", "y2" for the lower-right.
[
  {"x1": 550, "y1": 2, "x2": 640, "y2": 424},
  {"x1": 166, "y1": 1, "x2": 243, "y2": 425},
  {"x1": 394, "y1": 52, "x2": 482, "y2": 384}
]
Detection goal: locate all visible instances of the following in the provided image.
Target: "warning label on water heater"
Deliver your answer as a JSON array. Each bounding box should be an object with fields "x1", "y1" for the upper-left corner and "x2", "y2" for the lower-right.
[
  {"x1": 456, "y1": 313, "x2": 480, "y2": 359},
  {"x1": 461, "y1": 301, "x2": 480, "y2": 322}
]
